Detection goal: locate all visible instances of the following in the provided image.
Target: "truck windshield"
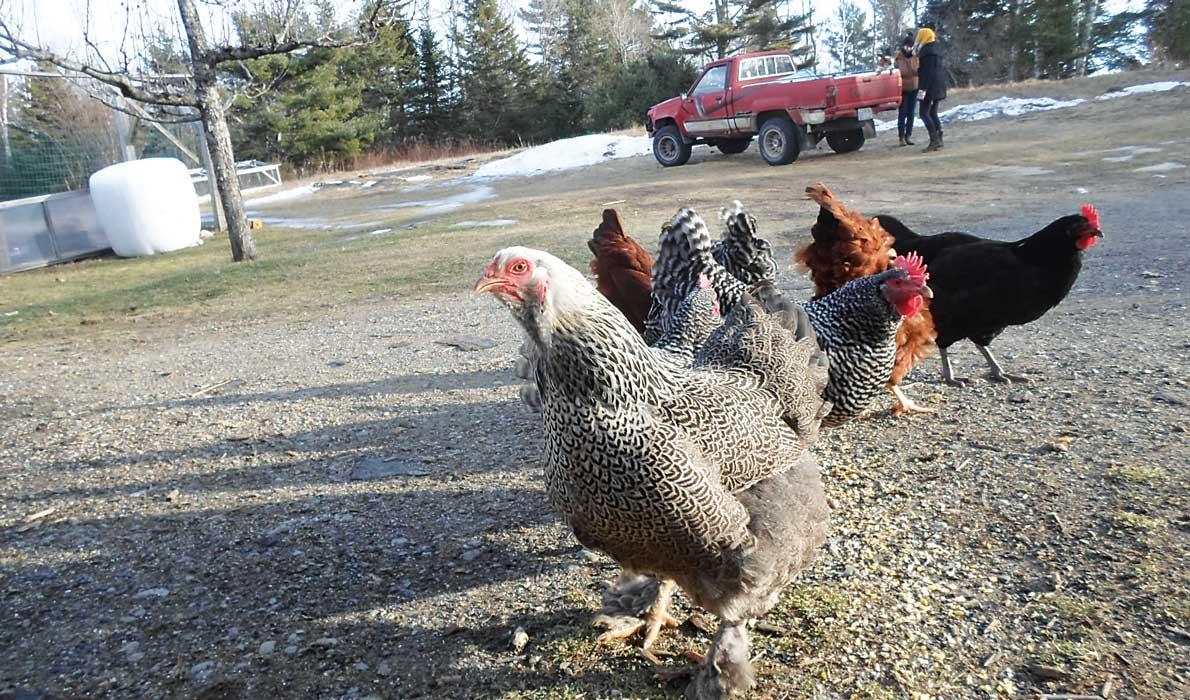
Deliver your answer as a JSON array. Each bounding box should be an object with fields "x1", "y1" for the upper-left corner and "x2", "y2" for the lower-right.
[{"x1": 692, "y1": 66, "x2": 727, "y2": 95}]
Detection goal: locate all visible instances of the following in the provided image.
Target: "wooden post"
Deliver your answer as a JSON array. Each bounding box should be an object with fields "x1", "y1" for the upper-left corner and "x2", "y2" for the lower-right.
[
  {"x1": 112, "y1": 97, "x2": 137, "y2": 161},
  {"x1": 195, "y1": 118, "x2": 225, "y2": 232}
]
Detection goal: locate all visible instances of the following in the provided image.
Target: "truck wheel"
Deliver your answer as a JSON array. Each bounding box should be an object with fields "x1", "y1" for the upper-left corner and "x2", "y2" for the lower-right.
[
  {"x1": 717, "y1": 138, "x2": 751, "y2": 155},
  {"x1": 653, "y1": 126, "x2": 692, "y2": 167},
  {"x1": 826, "y1": 128, "x2": 865, "y2": 154},
  {"x1": 758, "y1": 118, "x2": 800, "y2": 166}
]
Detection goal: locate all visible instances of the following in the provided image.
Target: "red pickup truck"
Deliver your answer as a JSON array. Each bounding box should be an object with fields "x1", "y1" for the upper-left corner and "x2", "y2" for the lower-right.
[{"x1": 645, "y1": 50, "x2": 902, "y2": 167}]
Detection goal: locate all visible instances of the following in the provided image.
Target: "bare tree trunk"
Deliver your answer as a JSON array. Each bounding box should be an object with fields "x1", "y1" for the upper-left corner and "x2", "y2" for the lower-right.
[
  {"x1": 176, "y1": 0, "x2": 255, "y2": 261},
  {"x1": 1076, "y1": 0, "x2": 1097, "y2": 76},
  {"x1": 0, "y1": 74, "x2": 10, "y2": 165}
]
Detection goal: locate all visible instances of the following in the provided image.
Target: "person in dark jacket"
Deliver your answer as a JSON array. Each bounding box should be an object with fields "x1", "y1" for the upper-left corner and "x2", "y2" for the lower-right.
[
  {"x1": 915, "y1": 27, "x2": 947, "y2": 152},
  {"x1": 894, "y1": 35, "x2": 918, "y2": 146}
]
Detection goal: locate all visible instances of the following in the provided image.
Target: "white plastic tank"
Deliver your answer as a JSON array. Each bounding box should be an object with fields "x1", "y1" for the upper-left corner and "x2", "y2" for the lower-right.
[{"x1": 89, "y1": 158, "x2": 203, "y2": 257}]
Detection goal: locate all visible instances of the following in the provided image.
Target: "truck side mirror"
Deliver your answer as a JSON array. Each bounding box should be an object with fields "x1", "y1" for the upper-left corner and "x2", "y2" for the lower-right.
[{"x1": 680, "y1": 92, "x2": 688, "y2": 100}]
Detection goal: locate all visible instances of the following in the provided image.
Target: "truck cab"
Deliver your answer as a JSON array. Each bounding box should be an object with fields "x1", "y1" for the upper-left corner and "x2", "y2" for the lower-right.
[{"x1": 646, "y1": 51, "x2": 901, "y2": 167}]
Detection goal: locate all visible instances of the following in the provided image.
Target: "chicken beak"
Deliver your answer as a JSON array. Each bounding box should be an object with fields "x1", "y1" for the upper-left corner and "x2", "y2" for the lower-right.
[
  {"x1": 473, "y1": 276, "x2": 502, "y2": 296},
  {"x1": 920, "y1": 284, "x2": 934, "y2": 300}
]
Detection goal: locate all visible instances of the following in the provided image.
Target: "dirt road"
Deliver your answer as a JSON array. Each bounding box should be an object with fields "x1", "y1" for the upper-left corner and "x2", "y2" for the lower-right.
[{"x1": 2, "y1": 76, "x2": 1188, "y2": 699}]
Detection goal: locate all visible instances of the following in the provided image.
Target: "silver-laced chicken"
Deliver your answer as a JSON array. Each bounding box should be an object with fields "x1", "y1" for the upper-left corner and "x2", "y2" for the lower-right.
[{"x1": 477, "y1": 246, "x2": 831, "y2": 698}]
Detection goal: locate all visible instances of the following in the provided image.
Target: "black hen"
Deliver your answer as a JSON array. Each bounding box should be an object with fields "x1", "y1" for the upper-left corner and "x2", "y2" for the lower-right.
[{"x1": 876, "y1": 206, "x2": 1103, "y2": 385}]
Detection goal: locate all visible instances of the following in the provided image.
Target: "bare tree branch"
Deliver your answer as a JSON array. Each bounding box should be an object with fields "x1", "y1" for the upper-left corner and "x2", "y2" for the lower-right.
[
  {"x1": 0, "y1": 21, "x2": 199, "y2": 107},
  {"x1": 199, "y1": 1, "x2": 395, "y2": 66}
]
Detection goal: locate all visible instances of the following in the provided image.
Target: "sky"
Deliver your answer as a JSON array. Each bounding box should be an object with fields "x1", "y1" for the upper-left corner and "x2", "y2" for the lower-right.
[{"x1": 3, "y1": 0, "x2": 1148, "y2": 74}]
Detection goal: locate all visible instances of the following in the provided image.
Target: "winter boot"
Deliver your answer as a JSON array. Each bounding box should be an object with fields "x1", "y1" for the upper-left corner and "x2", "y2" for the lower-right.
[
  {"x1": 924, "y1": 129, "x2": 940, "y2": 152},
  {"x1": 936, "y1": 131, "x2": 944, "y2": 149},
  {"x1": 905, "y1": 133, "x2": 915, "y2": 145},
  {"x1": 898, "y1": 134, "x2": 907, "y2": 147}
]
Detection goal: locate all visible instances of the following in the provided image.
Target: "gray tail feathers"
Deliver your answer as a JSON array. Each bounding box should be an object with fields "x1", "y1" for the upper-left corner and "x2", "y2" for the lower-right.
[{"x1": 686, "y1": 622, "x2": 754, "y2": 700}]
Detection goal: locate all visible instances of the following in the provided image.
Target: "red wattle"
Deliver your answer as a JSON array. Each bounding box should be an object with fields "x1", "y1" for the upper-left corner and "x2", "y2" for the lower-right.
[
  {"x1": 897, "y1": 295, "x2": 923, "y2": 318},
  {"x1": 1076, "y1": 235, "x2": 1098, "y2": 250}
]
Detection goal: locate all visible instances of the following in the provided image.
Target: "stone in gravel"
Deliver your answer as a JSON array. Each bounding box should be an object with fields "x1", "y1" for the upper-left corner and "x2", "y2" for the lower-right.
[
  {"x1": 328, "y1": 360, "x2": 348, "y2": 367},
  {"x1": 435, "y1": 336, "x2": 498, "y2": 351},
  {"x1": 350, "y1": 456, "x2": 430, "y2": 480},
  {"x1": 312, "y1": 637, "x2": 338, "y2": 647},
  {"x1": 352, "y1": 662, "x2": 369, "y2": 671},
  {"x1": 133, "y1": 587, "x2": 169, "y2": 599},
  {"x1": 259, "y1": 641, "x2": 276, "y2": 656},
  {"x1": 1024, "y1": 662, "x2": 1069, "y2": 680},
  {"x1": 578, "y1": 549, "x2": 602, "y2": 563},
  {"x1": 461, "y1": 548, "x2": 482, "y2": 562},
  {"x1": 376, "y1": 660, "x2": 392, "y2": 677},
  {"x1": 511, "y1": 626, "x2": 529, "y2": 653},
  {"x1": 285, "y1": 645, "x2": 299, "y2": 655},
  {"x1": 189, "y1": 660, "x2": 216, "y2": 680}
]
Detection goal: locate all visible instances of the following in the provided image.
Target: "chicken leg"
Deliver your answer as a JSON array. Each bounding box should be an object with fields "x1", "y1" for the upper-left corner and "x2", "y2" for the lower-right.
[
  {"x1": 939, "y1": 347, "x2": 968, "y2": 387},
  {"x1": 593, "y1": 575, "x2": 680, "y2": 650},
  {"x1": 890, "y1": 384, "x2": 935, "y2": 414},
  {"x1": 976, "y1": 345, "x2": 1031, "y2": 383}
]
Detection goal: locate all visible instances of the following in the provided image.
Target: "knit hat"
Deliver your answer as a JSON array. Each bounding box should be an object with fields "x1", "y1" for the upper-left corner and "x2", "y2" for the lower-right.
[
  {"x1": 902, "y1": 34, "x2": 914, "y2": 48},
  {"x1": 915, "y1": 28, "x2": 936, "y2": 45}
]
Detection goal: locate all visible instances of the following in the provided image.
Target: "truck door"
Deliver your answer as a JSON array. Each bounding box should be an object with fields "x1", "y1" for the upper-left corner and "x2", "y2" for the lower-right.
[{"x1": 684, "y1": 64, "x2": 732, "y2": 136}]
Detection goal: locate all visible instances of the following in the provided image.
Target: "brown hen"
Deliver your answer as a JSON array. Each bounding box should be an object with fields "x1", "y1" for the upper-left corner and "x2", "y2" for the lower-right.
[
  {"x1": 796, "y1": 183, "x2": 937, "y2": 415},
  {"x1": 588, "y1": 209, "x2": 654, "y2": 334}
]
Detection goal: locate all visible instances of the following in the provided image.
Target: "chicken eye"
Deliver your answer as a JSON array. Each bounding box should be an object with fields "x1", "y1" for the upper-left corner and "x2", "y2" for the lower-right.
[{"x1": 510, "y1": 261, "x2": 529, "y2": 274}]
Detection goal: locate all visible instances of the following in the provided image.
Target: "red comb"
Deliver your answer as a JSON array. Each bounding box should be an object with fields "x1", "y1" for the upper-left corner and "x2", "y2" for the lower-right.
[
  {"x1": 894, "y1": 252, "x2": 929, "y2": 286},
  {"x1": 1081, "y1": 204, "x2": 1100, "y2": 230}
]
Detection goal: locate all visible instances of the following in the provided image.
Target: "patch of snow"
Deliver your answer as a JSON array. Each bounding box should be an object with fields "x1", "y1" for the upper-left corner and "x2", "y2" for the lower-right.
[
  {"x1": 366, "y1": 228, "x2": 392, "y2": 235},
  {"x1": 1133, "y1": 162, "x2": 1186, "y2": 173},
  {"x1": 876, "y1": 95, "x2": 1085, "y2": 133},
  {"x1": 1101, "y1": 146, "x2": 1164, "y2": 162},
  {"x1": 474, "y1": 134, "x2": 653, "y2": 178},
  {"x1": 979, "y1": 165, "x2": 1054, "y2": 177},
  {"x1": 244, "y1": 184, "x2": 317, "y2": 207},
  {"x1": 1096, "y1": 81, "x2": 1189, "y2": 100},
  {"x1": 402, "y1": 175, "x2": 433, "y2": 182},
  {"x1": 384, "y1": 186, "x2": 495, "y2": 215},
  {"x1": 1075, "y1": 187, "x2": 1090, "y2": 194},
  {"x1": 449, "y1": 219, "x2": 518, "y2": 229},
  {"x1": 360, "y1": 180, "x2": 378, "y2": 189}
]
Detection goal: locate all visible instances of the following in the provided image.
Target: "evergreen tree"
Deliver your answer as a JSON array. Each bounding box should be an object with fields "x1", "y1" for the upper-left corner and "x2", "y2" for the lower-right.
[
  {"x1": 520, "y1": 0, "x2": 569, "y2": 75},
  {"x1": 825, "y1": 1, "x2": 875, "y2": 71},
  {"x1": 458, "y1": 0, "x2": 535, "y2": 141},
  {"x1": 1146, "y1": 0, "x2": 1190, "y2": 60},
  {"x1": 347, "y1": 11, "x2": 418, "y2": 145},
  {"x1": 413, "y1": 24, "x2": 451, "y2": 137},
  {"x1": 653, "y1": 0, "x2": 811, "y2": 62}
]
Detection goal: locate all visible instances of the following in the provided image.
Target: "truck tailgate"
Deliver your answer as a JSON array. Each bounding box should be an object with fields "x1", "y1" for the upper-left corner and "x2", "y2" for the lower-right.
[{"x1": 830, "y1": 73, "x2": 901, "y2": 115}]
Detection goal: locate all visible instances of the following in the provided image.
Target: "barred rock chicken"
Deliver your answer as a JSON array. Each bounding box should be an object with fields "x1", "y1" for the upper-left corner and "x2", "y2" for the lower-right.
[
  {"x1": 804, "y1": 254, "x2": 933, "y2": 427},
  {"x1": 477, "y1": 246, "x2": 830, "y2": 698},
  {"x1": 876, "y1": 205, "x2": 1102, "y2": 385},
  {"x1": 798, "y1": 183, "x2": 939, "y2": 415},
  {"x1": 588, "y1": 209, "x2": 654, "y2": 334},
  {"x1": 658, "y1": 206, "x2": 934, "y2": 428}
]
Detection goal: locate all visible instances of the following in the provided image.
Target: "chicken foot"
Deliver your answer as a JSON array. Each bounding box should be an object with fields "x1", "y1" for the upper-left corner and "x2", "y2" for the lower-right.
[
  {"x1": 593, "y1": 575, "x2": 680, "y2": 649},
  {"x1": 976, "y1": 345, "x2": 1032, "y2": 383},
  {"x1": 939, "y1": 347, "x2": 969, "y2": 387},
  {"x1": 890, "y1": 385, "x2": 935, "y2": 414}
]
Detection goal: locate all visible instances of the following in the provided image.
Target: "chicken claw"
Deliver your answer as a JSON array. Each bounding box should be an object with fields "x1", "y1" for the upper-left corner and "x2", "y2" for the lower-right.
[
  {"x1": 890, "y1": 385, "x2": 935, "y2": 414},
  {"x1": 988, "y1": 371, "x2": 1031, "y2": 384},
  {"x1": 593, "y1": 576, "x2": 680, "y2": 650}
]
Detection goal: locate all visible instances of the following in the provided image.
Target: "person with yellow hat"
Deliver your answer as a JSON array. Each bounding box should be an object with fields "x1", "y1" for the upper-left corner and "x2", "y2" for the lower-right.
[{"x1": 914, "y1": 26, "x2": 947, "y2": 152}]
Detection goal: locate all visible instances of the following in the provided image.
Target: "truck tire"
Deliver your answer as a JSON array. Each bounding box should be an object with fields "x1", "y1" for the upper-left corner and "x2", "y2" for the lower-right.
[
  {"x1": 758, "y1": 117, "x2": 800, "y2": 166},
  {"x1": 716, "y1": 138, "x2": 751, "y2": 155},
  {"x1": 826, "y1": 128, "x2": 865, "y2": 154},
  {"x1": 653, "y1": 125, "x2": 692, "y2": 167}
]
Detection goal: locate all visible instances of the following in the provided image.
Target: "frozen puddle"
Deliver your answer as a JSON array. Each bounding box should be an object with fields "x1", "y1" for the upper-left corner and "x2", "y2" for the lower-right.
[
  {"x1": 1102, "y1": 146, "x2": 1163, "y2": 162},
  {"x1": 252, "y1": 216, "x2": 381, "y2": 230},
  {"x1": 1134, "y1": 162, "x2": 1186, "y2": 173},
  {"x1": 1097, "y1": 81, "x2": 1189, "y2": 100},
  {"x1": 449, "y1": 219, "x2": 518, "y2": 229},
  {"x1": 979, "y1": 165, "x2": 1054, "y2": 177},
  {"x1": 384, "y1": 186, "x2": 495, "y2": 214}
]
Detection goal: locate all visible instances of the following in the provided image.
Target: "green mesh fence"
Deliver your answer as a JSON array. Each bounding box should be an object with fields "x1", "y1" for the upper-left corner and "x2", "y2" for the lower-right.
[{"x1": 0, "y1": 128, "x2": 119, "y2": 202}]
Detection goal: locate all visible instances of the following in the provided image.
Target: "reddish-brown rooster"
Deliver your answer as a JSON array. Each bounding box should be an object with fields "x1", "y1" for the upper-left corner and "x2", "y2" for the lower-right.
[
  {"x1": 588, "y1": 209, "x2": 654, "y2": 334},
  {"x1": 796, "y1": 183, "x2": 937, "y2": 415}
]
